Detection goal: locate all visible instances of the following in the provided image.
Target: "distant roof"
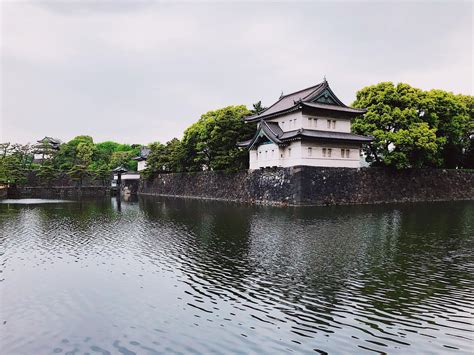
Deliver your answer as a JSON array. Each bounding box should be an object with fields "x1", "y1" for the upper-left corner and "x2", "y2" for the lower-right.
[
  {"x1": 37, "y1": 136, "x2": 61, "y2": 148},
  {"x1": 238, "y1": 121, "x2": 373, "y2": 149},
  {"x1": 112, "y1": 166, "x2": 128, "y2": 173},
  {"x1": 244, "y1": 81, "x2": 366, "y2": 122},
  {"x1": 132, "y1": 146, "x2": 151, "y2": 161},
  {"x1": 37, "y1": 136, "x2": 61, "y2": 144}
]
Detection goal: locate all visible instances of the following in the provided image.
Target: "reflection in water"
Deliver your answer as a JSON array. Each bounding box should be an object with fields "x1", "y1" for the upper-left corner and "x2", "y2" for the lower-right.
[{"x1": 0, "y1": 197, "x2": 473, "y2": 354}]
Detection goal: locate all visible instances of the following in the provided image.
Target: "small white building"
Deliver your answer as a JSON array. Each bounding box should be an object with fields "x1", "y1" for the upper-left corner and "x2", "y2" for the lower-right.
[
  {"x1": 132, "y1": 146, "x2": 151, "y2": 172},
  {"x1": 111, "y1": 172, "x2": 140, "y2": 187},
  {"x1": 33, "y1": 136, "x2": 61, "y2": 162},
  {"x1": 239, "y1": 80, "x2": 373, "y2": 169}
]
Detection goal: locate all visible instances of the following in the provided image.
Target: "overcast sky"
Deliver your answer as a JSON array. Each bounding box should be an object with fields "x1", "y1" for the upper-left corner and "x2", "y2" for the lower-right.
[{"x1": 1, "y1": 1, "x2": 472, "y2": 145}]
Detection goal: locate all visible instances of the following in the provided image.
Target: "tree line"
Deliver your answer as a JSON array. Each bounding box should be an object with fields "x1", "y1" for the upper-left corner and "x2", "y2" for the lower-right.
[
  {"x1": 0, "y1": 81, "x2": 472, "y2": 187},
  {"x1": 0, "y1": 136, "x2": 141, "y2": 186}
]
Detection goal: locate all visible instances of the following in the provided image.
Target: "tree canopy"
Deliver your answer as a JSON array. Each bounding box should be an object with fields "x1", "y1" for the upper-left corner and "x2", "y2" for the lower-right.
[
  {"x1": 143, "y1": 105, "x2": 256, "y2": 177},
  {"x1": 352, "y1": 82, "x2": 473, "y2": 169}
]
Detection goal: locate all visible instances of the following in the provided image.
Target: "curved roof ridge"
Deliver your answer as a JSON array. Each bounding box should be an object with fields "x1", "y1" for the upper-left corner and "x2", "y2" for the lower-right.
[
  {"x1": 244, "y1": 81, "x2": 366, "y2": 122},
  {"x1": 244, "y1": 82, "x2": 325, "y2": 121},
  {"x1": 280, "y1": 81, "x2": 325, "y2": 99}
]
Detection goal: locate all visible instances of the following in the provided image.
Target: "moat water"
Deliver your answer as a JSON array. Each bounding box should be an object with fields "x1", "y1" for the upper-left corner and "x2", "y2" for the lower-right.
[{"x1": 1, "y1": 197, "x2": 473, "y2": 354}]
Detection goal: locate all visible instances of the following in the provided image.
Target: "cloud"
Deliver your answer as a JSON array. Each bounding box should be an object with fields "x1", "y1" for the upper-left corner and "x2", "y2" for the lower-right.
[{"x1": 1, "y1": 1, "x2": 472, "y2": 144}]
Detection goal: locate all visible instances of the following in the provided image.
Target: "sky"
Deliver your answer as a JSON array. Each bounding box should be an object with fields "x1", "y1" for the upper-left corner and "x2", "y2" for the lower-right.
[{"x1": 1, "y1": 0, "x2": 472, "y2": 145}]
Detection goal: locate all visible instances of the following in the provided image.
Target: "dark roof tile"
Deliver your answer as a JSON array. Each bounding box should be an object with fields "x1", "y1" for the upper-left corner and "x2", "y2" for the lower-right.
[{"x1": 245, "y1": 81, "x2": 365, "y2": 121}]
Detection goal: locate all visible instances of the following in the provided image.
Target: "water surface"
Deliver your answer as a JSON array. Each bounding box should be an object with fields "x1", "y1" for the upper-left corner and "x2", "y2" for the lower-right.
[
  {"x1": 0, "y1": 198, "x2": 74, "y2": 204},
  {"x1": 1, "y1": 197, "x2": 473, "y2": 354}
]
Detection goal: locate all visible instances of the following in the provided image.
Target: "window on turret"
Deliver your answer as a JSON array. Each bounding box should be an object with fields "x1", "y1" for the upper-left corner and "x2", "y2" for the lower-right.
[
  {"x1": 345, "y1": 149, "x2": 350, "y2": 158},
  {"x1": 308, "y1": 117, "x2": 318, "y2": 128},
  {"x1": 341, "y1": 149, "x2": 345, "y2": 158},
  {"x1": 288, "y1": 148, "x2": 292, "y2": 157},
  {"x1": 322, "y1": 148, "x2": 327, "y2": 157},
  {"x1": 308, "y1": 147, "x2": 312, "y2": 156},
  {"x1": 327, "y1": 148, "x2": 332, "y2": 157},
  {"x1": 327, "y1": 120, "x2": 336, "y2": 129}
]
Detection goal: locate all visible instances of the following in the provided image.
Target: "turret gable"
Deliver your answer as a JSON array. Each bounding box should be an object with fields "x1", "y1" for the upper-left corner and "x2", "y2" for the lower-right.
[{"x1": 244, "y1": 80, "x2": 366, "y2": 122}]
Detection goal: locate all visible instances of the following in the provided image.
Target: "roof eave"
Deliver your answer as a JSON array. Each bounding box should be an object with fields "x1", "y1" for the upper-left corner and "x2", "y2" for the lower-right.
[
  {"x1": 244, "y1": 105, "x2": 302, "y2": 122},
  {"x1": 301, "y1": 102, "x2": 367, "y2": 114}
]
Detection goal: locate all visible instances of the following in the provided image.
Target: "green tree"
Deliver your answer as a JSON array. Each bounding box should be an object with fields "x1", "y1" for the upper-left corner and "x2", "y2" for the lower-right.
[
  {"x1": 143, "y1": 139, "x2": 184, "y2": 178},
  {"x1": 457, "y1": 95, "x2": 474, "y2": 168},
  {"x1": 0, "y1": 143, "x2": 10, "y2": 158},
  {"x1": 352, "y1": 82, "x2": 471, "y2": 169},
  {"x1": 421, "y1": 90, "x2": 472, "y2": 168},
  {"x1": 0, "y1": 154, "x2": 27, "y2": 186},
  {"x1": 250, "y1": 101, "x2": 267, "y2": 115},
  {"x1": 95, "y1": 164, "x2": 111, "y2": 186},
  {"x1": 0, "y1": 144, "x2": 32, "y2": 185},
  {"x1": 67, "y1": 139, "x2": 95, "y2": 187},
  {"x1": 54, "y1": 135, "x2": 94, "y2": 171},
  {"x1": 37, "y1": 161, "x2": 57, "y2": 186},
  {"x1": 10, "y1": 143, "x2": 34, "y2": 170},
  {"x1": 110, "y1": 151, "x2": 136, "y2": 171},
  {"x1": 180, "y1": 105, "x2": 255, "y2": 171},
  {"x1": 68, "y1": 164, "x2": 89, "y2": 187},
  {"x1": 76, "y1": 142, "x2": 94, "y2": 166}
]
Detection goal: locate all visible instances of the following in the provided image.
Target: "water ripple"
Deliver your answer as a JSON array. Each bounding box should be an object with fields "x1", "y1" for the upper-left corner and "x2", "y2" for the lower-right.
[{"x1": 1, "y1": 198, "x2": 473, "y2": 354}]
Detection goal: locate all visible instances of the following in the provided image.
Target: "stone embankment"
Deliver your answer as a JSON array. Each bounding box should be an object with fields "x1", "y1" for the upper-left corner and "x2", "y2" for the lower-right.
[
  {"x1": 140, "y1": 167, "x2": 474, "y2": 206},
  {"x1": 6, "y1": 172, "x2": 109, "y2": 198}
]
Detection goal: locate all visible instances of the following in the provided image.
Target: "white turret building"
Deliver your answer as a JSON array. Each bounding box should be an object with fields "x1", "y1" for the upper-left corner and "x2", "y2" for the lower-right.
[
  {"x1": 238, "y1": 81, "x2": 373, "y2": 169},
  {"x1": 132, "y1": 146, "x2": 151, "y2": 172}
]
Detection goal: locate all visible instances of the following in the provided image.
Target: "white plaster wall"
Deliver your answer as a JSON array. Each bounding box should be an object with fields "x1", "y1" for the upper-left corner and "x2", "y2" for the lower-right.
[
  {"x1": 34, "y1": 153, "x2": 52, "y2": 160},
  {"x1": 266, "y1": 112, "x2": 302, "y2": 132},
  {"x1": 250, "y1": 143, "x2": 283, "y2": 169},
  {"x1": 249, "y1": 141, "x2": 361, "y2": 169},
  {"x1": 114, "y1": 173, "x2": 140, "y2": 180},
  {"x1": 298, "y1": 141, "x2": 361, "y2": 168},
  {"x1": 301, "y1": 115, "x2": 351, "y2": 133},
  {"x1": 137, "y1": 160, "x2": 147, "y2": 171},
  {"x1": 266, "y1": 112, "x2": 352, "y2": 133}
]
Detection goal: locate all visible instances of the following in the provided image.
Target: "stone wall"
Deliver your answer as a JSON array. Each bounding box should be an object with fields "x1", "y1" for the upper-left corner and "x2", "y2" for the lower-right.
[
  {"x1": 7, "y1": 186, "x2": 109, "y2": 198},
  {"x1": 6, "y1": 172, "x2": 110, "y2": 198},
  {"x1": 140, "y1": 167, "x2": 474, "y2": 206}
]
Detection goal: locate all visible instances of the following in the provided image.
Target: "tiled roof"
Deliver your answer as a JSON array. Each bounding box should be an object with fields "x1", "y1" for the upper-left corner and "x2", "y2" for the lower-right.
[
  {"x1": 280, "y1": 129, "x2": 373, "y2": 143},
  {"x1": 112, "y1": 166, "x2": 128, "y2": 173},
  {"x1": 302, "y1": 102, "x2": 366, "y2": 114},
  {"x1": 237, "y1": 121, "x2": 283, "y2": 148},
  {"x1": 140, "y1": 147, "x2": 151, "y2": 158},
  {"x1": 244, "y1": 81, "x2": 365, "y2": 122},
  {"x1": 237, "y1": 122, "x2": 373, "y2": 149},
  {"x1": 37, "y1": 136, "x2": 61, "y2": 144},
  {"x1": 132, "y1": 146, "x2": 151, "y2": 161}
]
